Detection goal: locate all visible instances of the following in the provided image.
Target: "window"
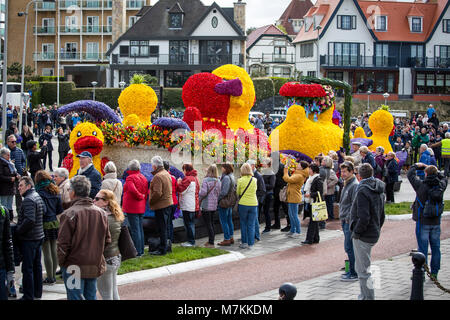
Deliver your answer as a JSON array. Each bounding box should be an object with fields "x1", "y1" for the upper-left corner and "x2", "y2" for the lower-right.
[
  {"x1": 375, "y1": 43, "x2": 389, "y2": 66},
  {"x1": 129, "y1": 16, "x2": 138, "y2": 28},
  {"x1": 354, "y1": 71, "x2": 397, "y2": 93},
  {"x1": 119, "y1": 45, "x2": 129, "y2": 57},
  {"x1": 307, "y1": 71, "x2": 316, "y2": 77},
  {"x1": 42, "y1": 18, "x2": 54, "y2": 33},
  {"x1": 415, "y1": 73, "x2": 449, "y2": 94},
  {"x1": 337, "y1": 15, "x2": 356, "y2": 30},
  {"x1": 42, "y1": 43, "x2": 54, "y2": 59},
  {"x1": 200, "y1": 40, "x2": 232, "y2": 65},
  {"x1": 169, "y1": 13, "x2": 183, "y2": 29},
  {"x1": 86, "y1": 42, "x2": 99, "y2": 60},
  {"x1": 129, "y1": 40, "x2": 149, "y2": 57},
  {"x1": 375, "y1": 16, "x2": 387, "y2": 31},
  {"x1": 63, "y1": 42, "x2": 78, "y2": 59},
  {"x1": 165, "y1": 71, "x2": 191, "y2": 88},
  {"x1": 169, "y1": 40, "x2": 188, "y2": 64},
  {"x1": 106, "y1": 16, "x2": 112, "y2": 33},
  {"x1": 149, "y1": 46, "x2": 159, "y2": 57},
  {"x1": 300, "y1": 43, "x2": 314, "y2": 58},
  {"x1": 443, "y1": 19, "x2": 450, "y2": 33},
  {"x1": 331, "y1": 42, "x2": 360, "y2": 66},
  {"x1": 42, "y1": 68, "x2": 54, "y2": 77},
  {"x1": 87, "y1": 16, "x2": 100, "y2": 33},
  {"x1": 65, "y1": 16, "x2": 78, "y2": 32},
  {"x1": 411, "y1": 17, "x2": 422, "y2": 33}
]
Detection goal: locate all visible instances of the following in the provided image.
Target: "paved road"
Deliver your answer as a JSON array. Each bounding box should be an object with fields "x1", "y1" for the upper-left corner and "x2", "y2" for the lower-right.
[{"x1": 117, "y1": 217, "x2": 450, "y2": 300}]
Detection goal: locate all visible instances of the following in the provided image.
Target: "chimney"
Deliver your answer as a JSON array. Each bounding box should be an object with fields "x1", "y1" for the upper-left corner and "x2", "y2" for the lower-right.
[
  {"x1": 112, "y1": 0, "x2": 127, "y2": 44},
  {"x1": 234, "y1": 0, "x2": 246, "y2": 33}
]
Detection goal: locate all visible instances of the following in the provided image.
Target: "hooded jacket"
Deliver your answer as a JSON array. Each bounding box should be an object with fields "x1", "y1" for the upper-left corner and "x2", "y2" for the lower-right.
[
  {"x1": 339, "y1": 175, "x2": 359, "y2": 223},
  {"x1": 101, "y1": 172, "x2": 123, "y2": 205},
  {"x1": 350, "y1": 177, "x2": 385, "y2": 244},
  {"x1": 177, "y1": 170, "x2": 200, "y2": 212},
  {"x1": 407, "y1": 165, "x2": 448, "y2": 226}
]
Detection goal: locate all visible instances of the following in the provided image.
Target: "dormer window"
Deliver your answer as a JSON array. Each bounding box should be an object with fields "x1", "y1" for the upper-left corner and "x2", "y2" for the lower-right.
[
  {"x1": 169, "y1": 13, "x2": 183, "y2": 29},
  {"x1": 411, "y1": 17, "x2": 422, "y2": 33},
  {"x1": 375, "y1": 16, "x2": 387, "y2": 32}
]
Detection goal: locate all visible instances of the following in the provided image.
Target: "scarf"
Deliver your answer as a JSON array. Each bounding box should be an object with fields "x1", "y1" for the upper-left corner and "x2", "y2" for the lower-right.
[
  {"x1": 0, "y1": 156, "x2": 17, "y2": 175},
  {"x1": 35, "y1": 179, "x2": 53, "y2": 191},
  {"x1": 344, "y1": 175, "x2": 356, "y2": 186},
  {"x1": 78, "y1": 163, "x2": 93, "y2": 175}
]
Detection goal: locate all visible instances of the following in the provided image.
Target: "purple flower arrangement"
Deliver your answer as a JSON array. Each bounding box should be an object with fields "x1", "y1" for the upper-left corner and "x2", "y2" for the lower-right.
[
  {"x1": 58, "y1": 100, "x2": 121, "y2": 124},
  {"x1": 280, "y1": 150, "x2": 313, "y2": 163},
  {"x1": 152, "y1": 117, "x2": 191, "y2": 131}
]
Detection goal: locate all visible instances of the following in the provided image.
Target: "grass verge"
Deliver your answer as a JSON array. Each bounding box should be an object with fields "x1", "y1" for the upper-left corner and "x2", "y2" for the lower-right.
[{"x1": 385, "y1": 200, "x2": 450, "y2": 215}]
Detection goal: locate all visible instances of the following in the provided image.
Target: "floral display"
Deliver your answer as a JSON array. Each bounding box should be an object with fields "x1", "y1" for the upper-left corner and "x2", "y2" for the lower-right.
[
  {"x1": 279, "y1": 153, "x2": 299, "y2": 174},
  {"x1": 332, "y1": 108, "x2": 342, "y2": 126},
  {"x1": 212, "y1": 65, "x2": 256, "y2": 131},
  {"x1": 58, "y1": 100, "x2": 121, "y2": 124},
  {"x1": 118, "y1": 74, "x2": 158, "y2": 127},
  {"x1": 152, "y1": 117, "x2": 191, "y2": 131},
  {"x1": 350, "y1": 138, "x2": 373, "y2": 153},
  {"x1": 65, "y1": 121, "x2": 106, "y2": 178},
  {"x1": 354, "y1": 107, "x2": 394, "y2": 153},
  {"x1": 280, "y1": 150, "x2": 313, "y2": 163},
  {"x1": 280, "y1": 82, "x2": 335, "y2": 121}
]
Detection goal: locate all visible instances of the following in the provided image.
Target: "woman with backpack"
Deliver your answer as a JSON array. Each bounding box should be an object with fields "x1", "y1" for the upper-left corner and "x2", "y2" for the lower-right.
[
  {"x1": 199, "y1": 165, "x2": 221, "y2": 248},
  {"x1": 217, "y1": 164, "x2": 236, "y2": 246}
]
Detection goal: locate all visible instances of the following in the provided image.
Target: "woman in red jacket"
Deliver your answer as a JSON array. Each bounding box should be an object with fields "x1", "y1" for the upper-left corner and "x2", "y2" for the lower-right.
[{"x1": 122, "y1": 160, "x2": 148, "y2": 256}]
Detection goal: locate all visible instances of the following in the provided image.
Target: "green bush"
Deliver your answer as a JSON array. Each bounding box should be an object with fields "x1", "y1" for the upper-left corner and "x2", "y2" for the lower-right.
[
  {"x1": 253, "y1": 78, "x2": 275, "y2": 102},
  {"x1": 40, "y1": 76, "x2": 64, "y2": 82},
  {"x1": 270, "y1": 77, "x2": 292, "y2": 96},
  {"x1": 162, "y1": 88, "x2": 184, "y2": 108},
  {"x1": 25, "y1": 81, "x2": 42, "y2": 107}
]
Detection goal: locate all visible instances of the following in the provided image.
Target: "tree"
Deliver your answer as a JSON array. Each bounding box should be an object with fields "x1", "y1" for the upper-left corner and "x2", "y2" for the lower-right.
[
  {"x1": 7, "y1": 62, "x2": 34, "y2": 78},
  {"x1": 277, "y1": 24, "x2": 287, "y2": 34},
  {"x1": 246, "y1": 27, "x2": 256, "y2": 35}
]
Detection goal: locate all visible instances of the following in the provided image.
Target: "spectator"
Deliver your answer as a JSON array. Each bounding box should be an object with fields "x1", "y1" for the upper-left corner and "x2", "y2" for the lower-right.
[
  {"x1": 6, "y1": 134, "x2": 26, "y2": 217},
  {"x1": 198, "y1": 164, "x2": 221, "y2": 248},
  {"x1": 16, "y1": 176, "x2": 45, "y2": 300},
  {"x1": 426, "y1": 104, "x2": 435, "y2": 119},
  {"x1": 247, "y1": 160, "x2": 266, "y2": 242},
  {"x1": 217, "y1": 164, "x2": 236, "y2": 246},
  {"x1": 431, "y1": 132, "x2": 450, "y2": 177},
  {"x1": 148, "y1": 156, "x2": 174, "y2": 255},
  {"x1": 407, "y1": 163, "x2": 447, "y2": 280},
  {"x1": 302, "y1": 163, "x2": 324, "y2": 245},
  {"x1": 0, "y1": 148, "x2": 20, "y2": 222},
  {"x1": 20, "y1": 125, "x2": 34, "y2": 160},
  {"x1": 403, "y1": 141, "x2": 413, "y2": 171},
  {"x1": 57, "y1": 127, "x2": 70, "y2": 168},
  {"x1": 283, "y1": 161, "x2": 309, "y2": 239},
  {"x1": 0, "y1": 201, "x2": 15, "y2": 301},
  {"x1": 26, "y1": 140, "x2": 47, "y2": 182},
  {"x1": 321, "y1": 156, "x2": 338, "y2": 221},
  {"x1": 278, "y1": 283, "x2": 297, "y2": 300},
  {"x1": 351, "y1": 142, "x2": 362, "y2": 166},
  {"x1": 429, "y1": 113, "x2": 439, "y2": 130},
  {"x1": 339, "y1": 161, "x2": 359, "y2": 282},
  {"x1": 254, "y1": 114, "x2": 264, "y2": 130},
  {"x1": 360, "y1": 146, "x2": 376, "y2": 172},
  {"x1": 75, "y1": 151, "x2": 102, "y2": 199},
  {"x1": 34, "y1": 170, "x2": 63, "y2": 285},
  {"x1": 53, "y1": 168, "x2": 71, "y2": 209},
  {"x1": 71, "y1": 113, "x2": 81, "y2": 128},
  {"x1": 417, "y1": 144, "x2": 432, "y2": 180},
  {"x1": 177, "y1": 163, "x2": 200, "y2": 247},
  {"x1": 384, "y1": 152, "x2": 399, "y2": 203},
  {"x1": 350, "y1": 164, "x2": 385, "y2": 300},
  {"x1": 101, "y1": 161, "x2": 123, "y2": 205},
  {"x1": 261, "y1": 159, "x2": 276, "y2": 234},
  {"x1": 38, "y1": 125, "x2": 54, "y2": 172},
  {"x1": 58, "y1": 175, "x2": 111, "y2": 300},
  {"x1": 164, "y1": 160, "x2": 178, "y2": 247},
  {"x1": 264, "y1": 112, "x2": 273, "y2": 131},
  {"x1": 430, "y1": 133, "x2": 442, "y2": 170},
  {"x1": 428, "y1": 148, "x2": 437, "y2": 167},
  {"x1": 393, "y1": 136, "x2": 404, "y2": 153},
  {"x1": 122, "y1": 160, "x2": 148, "y2": 257},
  {"x1": 236, "y1": 163, "x2": 258, "y2": 249},
  {"x1": 272, "y1": 152, "x2": 290, "y2": 231},
  {"x1": 94, "y1": 189, "x2": 124, "y2": 300},
  {"x1": 374, "y1": 146, "x2": 386, "y2": 181}
]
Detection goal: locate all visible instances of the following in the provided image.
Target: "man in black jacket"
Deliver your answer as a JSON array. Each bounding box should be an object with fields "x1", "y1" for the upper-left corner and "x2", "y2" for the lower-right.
[
  {"x1": 350, "y1": 163, "x2": 385, "y2": 300},
  {"x1": 16, "y1": 176, "x2": 45, "y2": 300},
  {"x1": 407, "y1": 163, "x2": 447, "y2": 280},
  {"x1": 0, "y1": 204, "x2": 15, "y2": 300},
  {"x1": 39, "y1": 125, "x2": 54, "y2": 171},
  {"x1": 247, "y1": 160, "x2": 266, "y2": 241},
  {"x1": 76, "y1": 151, "x2": 102, "y2": 199},
  {"x1": 26, "y1": 140, "x2": 47, "y2": 182},
  {"x1": 271, "y1": 152, "x2": 289, "y2": 231}
]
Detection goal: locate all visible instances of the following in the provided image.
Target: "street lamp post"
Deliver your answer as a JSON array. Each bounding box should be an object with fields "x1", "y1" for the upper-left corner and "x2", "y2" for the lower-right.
[
  {"x1": 383, "y1": 92, "x2": 390, "y2": 105},
  {"x1": 1, "y1": 0, "x2": 8, "y2": 144},
  {"x1": 18, "y1": 0, "x2": 55, "y2": 131},
  {"x1": 367, "y1": 90, "x2": 371, "y2": 112},
  {"x1": 92, "y1": 81, "x2": 98, "y2": 101},
  {"x1": 119, "y1": 81, "x2": 126, "y2": 92},
  {"x1": 315, "y1": 25, "x2": 322, "y2": 78}
]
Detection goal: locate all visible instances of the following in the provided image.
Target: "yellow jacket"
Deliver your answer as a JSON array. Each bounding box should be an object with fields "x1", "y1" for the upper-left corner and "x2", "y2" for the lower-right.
[
  {"x1": 283, "y1": 168, "x2": 309, "y2": 204},
  {"x1": 236, "y1": 175, "x2": 258, "y2": 206}
]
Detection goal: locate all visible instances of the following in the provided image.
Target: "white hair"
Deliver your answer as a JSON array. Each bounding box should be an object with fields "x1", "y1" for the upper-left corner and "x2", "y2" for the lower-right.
[
  {"x1": 151, "y1": 156, "x2": 164, "y2": 168},
  {"x1": 420, "y1": 144, "x2": 428, "y2": 150},
  {"x1": 427, "y1": 148, "x2": 434, "y2": 156},
  {"x1": 127, "y1": 159, "x2": 140, "y2": 171},
  {"x1": 54, "y1": 167, "x2": 69, "y2": 179},
  {"x1": 104, "y1": 161, "x2": 117, "y2": 174},
  {"x1": 445, "y1": 132, "x2": 450, "y2": 139},
  {"x1": 0, "y1": 147, "x2": 10, "y2": 158}
]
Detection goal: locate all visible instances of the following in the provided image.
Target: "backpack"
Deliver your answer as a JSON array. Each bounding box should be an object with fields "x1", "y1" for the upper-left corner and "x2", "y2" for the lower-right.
[{"x1": 417, "y1": 183, "x2": 445, "y2": 219}]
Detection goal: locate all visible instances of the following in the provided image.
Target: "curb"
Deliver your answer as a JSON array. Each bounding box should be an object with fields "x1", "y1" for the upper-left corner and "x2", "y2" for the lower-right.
[
  {"x1": 43, "y1": 251, "x2": 246, "y2": 294},
  {"x1": 386, "y1": 211, "x2": 450, "y2": 221}
]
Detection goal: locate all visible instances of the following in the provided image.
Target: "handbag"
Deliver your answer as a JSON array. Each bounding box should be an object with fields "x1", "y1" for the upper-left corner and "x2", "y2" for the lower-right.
[
  {"x1": 197, "y1": 181, "x2": 218, "y2": 219},
  {"x1": 311, "y1": 192, "x2": 328, "y2": 222},
  {"x1": 118, "y1": 225, "x2": 137, "y2": 261},
  {"x1": 219, "y1": 178, "x2": 238, "y2": 208},
  {"x1": 279, "y1": 185, "x2": 288, "y2": 202}
]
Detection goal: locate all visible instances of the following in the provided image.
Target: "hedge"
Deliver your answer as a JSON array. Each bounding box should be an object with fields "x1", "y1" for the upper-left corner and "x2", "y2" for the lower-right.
[
  {"x1": 270, "y1": 77, "x2": 292, "y2": 96},
  {"x1": 162, "y1": 88, "x2": 183, "y2": 109},
  {"x1": 253, "y1": 78, "x2": 275, "y2": 102}
]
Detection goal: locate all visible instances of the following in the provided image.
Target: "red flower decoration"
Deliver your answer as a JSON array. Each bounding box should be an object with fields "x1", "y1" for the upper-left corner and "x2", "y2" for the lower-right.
[
  {"x1": 101, "y1": 157, "x2": 110, "y2": 176},
  {"x1": 279, "y1": 83, "x2": 327, "y2": 98},
  {"x1": 62, "y1": 153, "x2": 74, "y2": 173}
]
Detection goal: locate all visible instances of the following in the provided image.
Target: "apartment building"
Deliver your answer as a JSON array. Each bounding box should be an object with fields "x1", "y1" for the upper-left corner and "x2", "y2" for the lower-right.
[{"x1": 6, "y1": 0, "x2": 147, "y2": 87}]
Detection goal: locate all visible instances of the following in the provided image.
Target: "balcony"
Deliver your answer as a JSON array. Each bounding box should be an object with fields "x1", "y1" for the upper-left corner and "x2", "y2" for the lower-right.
[
  {"x1": 59, "y1": 52, "x2": 107, "y2": 61},
  {"x1": 82, "y1": 25, "x2": 112, "y2": 34},
  {"x1": 250, "y1": 53, "x2": 295, "y2": 64},
  {"x1": 33, "y1": 26, "x2": 56, "y2": 35},
  {"x1": 33, "y1": 52, "x2": 56, "y2": 61},
  {"x1": 36, "y1": 2, "x2": 56, "y2": 10},
  {"x1": 409, "y1": 57, "x2": 450, "y2": 69},
  {"x1": 127, "y1": 0, "x2": 145, "y2": 9},
  {"x1": 59, "y1": 0, "x2": 80, "y2": 9},
  {"x1": 320, "y1": 55, "x2": 399, "y2": 68},
  {"x1": 113, "y1": 53, "x2": 244, "y2": 67},
  {"x1": 60, "y1": 26, "x2": 81, "y2": 34}
]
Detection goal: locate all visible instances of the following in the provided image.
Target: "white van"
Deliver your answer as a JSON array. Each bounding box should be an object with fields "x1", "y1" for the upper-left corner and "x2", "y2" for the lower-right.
[{"x1": 0, "y1": 82, "x2": 31, "y2": 108}]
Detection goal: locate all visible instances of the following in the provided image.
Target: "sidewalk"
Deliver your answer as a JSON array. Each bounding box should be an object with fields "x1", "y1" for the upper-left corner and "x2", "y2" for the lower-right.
[{"x1": 243, "y1": 238, "x2": 450, "y2": 300}]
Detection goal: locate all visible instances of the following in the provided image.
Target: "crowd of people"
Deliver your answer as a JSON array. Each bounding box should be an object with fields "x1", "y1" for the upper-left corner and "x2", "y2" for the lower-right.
[{"x1": 0, "y1": 102, "x2": 448, "y2": 301}]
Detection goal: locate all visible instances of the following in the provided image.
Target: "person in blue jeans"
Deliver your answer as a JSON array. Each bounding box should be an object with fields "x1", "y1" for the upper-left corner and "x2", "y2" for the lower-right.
[
  {"x1": 237, "y1": 163, "x2": 258, "y2": 249},
  {"x1": 61, "y1": 267, "x2": 97, "y2": 300},
  {"x1": 407, "y1": 163, "x2": 447, "y2": 279},
  {"x1": 338, "y1": 161, "x2": 359, "y2": 281},
  {"x1": 217, "y1": 164, "x2": 236, "y2": 246},
  {"x1": 0, "y1": 204, "x2": 15, "y2": 300}
]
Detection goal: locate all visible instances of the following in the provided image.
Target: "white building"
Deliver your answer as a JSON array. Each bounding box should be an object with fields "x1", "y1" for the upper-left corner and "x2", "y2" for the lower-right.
[
  {"x1": 106, "y1": 0, "x2": 246, "y2": 88},
  {"x1": 293, "y1": 0, "x2": 450, "y2": 102}
]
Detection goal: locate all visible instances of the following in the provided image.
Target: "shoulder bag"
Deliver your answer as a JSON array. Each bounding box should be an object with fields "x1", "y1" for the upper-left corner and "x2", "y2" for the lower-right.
[
  {"x1": 311, "y1": 192, "x2": 328, "y2": 222},
  {"x1": 238, "y1": 178, "x2": 254, "y2": 202},
  {"x1": 118, "y1": 225, "x2": 138, "y2": 261},
  {"x1": 197, "y1": 181, "x2": 217, "y2": 218},
  {"x1": 219, "y1": 177, "x2": 238, "y2": 208},
  {"x1": 279, "y1": 185, "x2": 288, "y2": 202}
]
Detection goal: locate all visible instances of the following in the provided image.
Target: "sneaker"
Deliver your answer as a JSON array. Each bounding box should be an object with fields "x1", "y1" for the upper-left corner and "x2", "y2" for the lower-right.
[
  {"x1": 430, "y1": 273, "x2": 438, "y2": 281},
  {"x1": 270, "y1": 224, "x2": 281, "y2": 230},
  {"x1": 239, "y1": 243, "x2": 248, "y2": 249},
  {"x1": 281, "y1": 226, "x2": 291, "y2": 232},
  {"x1": 262, "y1": 229, "x2": 271, "y2": 234},
  {"x1": 288, "y1": 233, "x2": 300, "y2": 239},
  {"x1": 286, "y1": 232, "x2": 294, "y2": 237},
  {"x1": 247, "y1": 245, "x2": 253, "y2": 250},
  {"x1": 43, "y1": 278, "x2": 56, "y2": 285},
  {"x1": 341, "y1": 273, "x2": 358, "y2": 282},
  {"x1": 181, "y1": 242, "x2": 194, "y2": 247}
]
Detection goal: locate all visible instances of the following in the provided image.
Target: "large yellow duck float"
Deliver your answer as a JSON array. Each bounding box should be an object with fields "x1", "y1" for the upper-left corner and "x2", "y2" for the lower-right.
[
  {"x1": 354, "y1": 107, "x2": 394, "y2": 153},
  {"x1": 269, "y1": 82, "x2": 344, "y2": 160}
]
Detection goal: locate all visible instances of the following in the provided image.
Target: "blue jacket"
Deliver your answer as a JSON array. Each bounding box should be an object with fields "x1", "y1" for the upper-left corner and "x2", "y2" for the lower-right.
[
  {"x1": 417, "y1": 150, "x2": 431, "y2": 177},
  {"x1": 362, "y1": 151, "x2": 377, "y2": 170},
  {"x1": 39, "y1": 132, "x2": 54, "y2": 151},
  {"x1": 385, "y1": 158, "x2": 399, "y2": 184},
  {"x1": 36, "y1": 189, "x2": 63, "y2": 223},
  {"x1": 77, "y1": 164, "x2": 102, "y2": 199},
  {"x1": 7, "y1": 146, "x2": 26, "y2": 175}
]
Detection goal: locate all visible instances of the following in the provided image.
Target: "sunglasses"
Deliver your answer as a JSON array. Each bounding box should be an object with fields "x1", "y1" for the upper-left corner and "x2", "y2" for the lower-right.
[
  {"x1": 10, "y1": 141, "x2": 17, "y2": 144},
  {"x1": 94, "y1": 197, "x2": 106, "y2": 201}
]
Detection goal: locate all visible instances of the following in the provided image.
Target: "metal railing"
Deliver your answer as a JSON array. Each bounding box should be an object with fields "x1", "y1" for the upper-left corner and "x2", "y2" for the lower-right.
[
  {"x1": 115, "y1": 53, "x2": 244, "y2": 66},
  {"x1": 59, "y1": 25, "x2": 81, "y2": 33},
  {"x1": 58, "y1": 52, "x2": 107, "y2": 61},
  {"x1": 82, "y1": 25, "x2": 112, "y2": 33},
  {"x1": 261, "y1": 53, "x2": 295, "y2": 64},
  {"x1": 33, "y1": 26, "x2": 56, "y2": 34},
  {"x1": 127, "y1": 0, "x2": 145, "y2": 9},
  {"x1": 35, "y1": 1, "x2": 56, "y2": 10},
  {"x1": 59, "y1": 0, "x2": 80, "y2": 9},
  {"x1": 320, "y1": 55, "x2": 399, "y2": 68},
  {"x1": 33, "y1": 52, "x2": 56, "y2": 61},
  {"x1": 409, "y1": 57, "x2": 450, "y2": 69}
]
